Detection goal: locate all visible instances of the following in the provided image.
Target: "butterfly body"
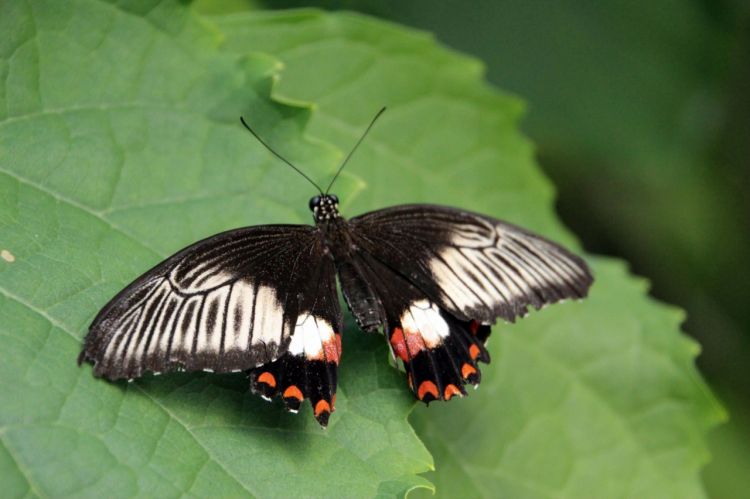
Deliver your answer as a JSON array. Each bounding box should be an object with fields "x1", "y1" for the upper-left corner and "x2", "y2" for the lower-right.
[{"x1": 80, "y1": 191, "x2": 592, "y2": 427}]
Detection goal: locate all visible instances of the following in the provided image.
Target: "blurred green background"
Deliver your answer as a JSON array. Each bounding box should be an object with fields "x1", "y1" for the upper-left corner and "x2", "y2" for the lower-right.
[{"x1": 246, "y1": 1, "x2": 750, "y2": 496}]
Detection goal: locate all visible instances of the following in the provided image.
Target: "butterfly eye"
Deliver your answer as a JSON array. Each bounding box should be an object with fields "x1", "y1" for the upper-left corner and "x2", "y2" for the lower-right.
[
  {"x1": 309, "y1": 196, "x2": 321, "y2": 211},
  {"x1": 330, "y1": 194, "x2": 339, "y2": 204}
]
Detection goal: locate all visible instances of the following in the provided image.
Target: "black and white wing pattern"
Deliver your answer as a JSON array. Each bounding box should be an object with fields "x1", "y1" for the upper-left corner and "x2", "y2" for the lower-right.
[
  {"x1": 350, "y1": 204, "x2": 593, "y2": 323},
  {"x1": 343, "y1": 204, "x2": 592, "y2": 403},
  {"x1": 79, "y1": 225, "x2": 342, "y2": 425}
]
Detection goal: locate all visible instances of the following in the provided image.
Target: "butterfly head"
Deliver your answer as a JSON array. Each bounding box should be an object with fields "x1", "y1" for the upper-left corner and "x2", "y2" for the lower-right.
[{"x1": 310, "y1": 194, "x2": 340, "y2": 222}]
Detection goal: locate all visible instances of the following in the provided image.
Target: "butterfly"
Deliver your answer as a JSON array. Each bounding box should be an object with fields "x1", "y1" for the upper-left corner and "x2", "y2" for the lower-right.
[{"x1": 78, "y1": 108, "x2": 593, "y2": 427}]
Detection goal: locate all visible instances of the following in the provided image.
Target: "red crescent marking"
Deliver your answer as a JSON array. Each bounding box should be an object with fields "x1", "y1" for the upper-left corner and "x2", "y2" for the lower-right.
[
  {"x1": 461, "y1": 363, "x2": 477, "y2": 379},
  {"x1": 283, "y1": 385, "x2": 304, "y2": 401},
  {"x1": 314, "y1": 399, "x2": 331, "y2": 417},
  {"x1": 469, "y1": 344, "x2": 481, "y2": 360},
  {"x1": 444, "y1": 384, "x2": 461, "y2": 400},
  {"x1": 257, "y1": 372, "x2": 276, "y2": 388},
  {"x1": 322, "y1": 335, "x2": 341, "y2": 364},
  {"x1": 417, "y1": 381, "x2": 439, "y2": 400},
  {"x1": 390, "y1": 327, "x2": 409, "y2": 362}
]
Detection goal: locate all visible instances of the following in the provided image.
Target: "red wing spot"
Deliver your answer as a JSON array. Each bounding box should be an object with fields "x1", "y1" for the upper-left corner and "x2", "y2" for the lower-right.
[
  {"x1": 283, "y1": 385, "x2": 304, "y2": 401},
  {"x1": 390, "y1": 327, "x2": 409, "y2": 362},
  {"x1": 461, "y1": 363, "x2": 477, "y2": 379},
  {"x1": 323, "y1": 335, "x2": 341, "y2": 364},
  {"x1": 335, "y1": 333, "x2": 342, "y2": 355},
  {"x1": 469, "y1": 344, "x2": 481, "y2": 360},
  {"x1": 404, "y1": 328, "x2": 427, "y2": 353},
  {"x1": 257, "y1": 372, "x2": 276, "y2": 388},
  {"x1": 444, "y1": 384, "x2": 461, "y2": 400},
  {"x1": 391, "y1": 325, "x2": 429, "y2": 361},
  {"x1": 417, "y1": 381, "x2": 439, "y2": 400},
  {"x1": 314, "y1": 399, "x2": 331, "y2": 417},
  {"x1": 470, "y1": 320, "x2": 480, "y2": 335}
]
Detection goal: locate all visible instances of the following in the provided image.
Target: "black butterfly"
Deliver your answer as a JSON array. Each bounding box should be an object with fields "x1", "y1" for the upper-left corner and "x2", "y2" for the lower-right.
[{"x1": 79, "y1": 108, "x2": 593, "y2": 427}]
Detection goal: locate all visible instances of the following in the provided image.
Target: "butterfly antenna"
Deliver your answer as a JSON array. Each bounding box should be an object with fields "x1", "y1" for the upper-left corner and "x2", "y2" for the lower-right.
[
  {"x1": 240, "y1": 116, "x2": 324, "y2": 194},
  {"x1": 325, "y1": 106, "x2": 386, "y2": 194}
]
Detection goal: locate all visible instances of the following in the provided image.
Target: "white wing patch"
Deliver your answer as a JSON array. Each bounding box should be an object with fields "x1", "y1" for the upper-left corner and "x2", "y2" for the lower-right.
[
  {"x1": 429, "y1": 223, "x2": 591, "y2": 321},
  {"x1": 400, "y1": 299, "x2": 450, "y2": 348},
  {"x1": 96, "y1": 278, "x2": 289, "y2": 378},
  {"x1": 287, "y1": 312, "x2": 338, "y2": 362}
]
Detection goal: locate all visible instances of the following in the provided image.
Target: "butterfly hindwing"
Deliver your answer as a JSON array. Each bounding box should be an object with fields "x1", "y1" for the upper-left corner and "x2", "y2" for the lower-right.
[
  {"x1": 79, "y1": 224, "x2": 343, "y2": 424},
  {"x1": 249, "y1": 256, "x2": 342, "y2": 426},
  {"x1": 342, "y1": 251, "x2": 491, "y2": 403}
]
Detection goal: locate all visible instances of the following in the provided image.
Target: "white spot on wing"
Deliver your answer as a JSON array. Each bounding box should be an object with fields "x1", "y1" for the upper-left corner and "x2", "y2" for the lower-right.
[
  {"x1": 401, "y1": 299, "x2": 449, "y2": 348},
  {"x1": 288, "y1": 312, "x2": 334, "y2": 358}
]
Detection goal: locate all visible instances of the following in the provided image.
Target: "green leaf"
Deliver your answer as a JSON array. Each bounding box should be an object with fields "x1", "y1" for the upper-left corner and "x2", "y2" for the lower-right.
[
  {"x1": 0, "y1": 3, "x2": 722, "y2": 499},
  {"x1": 0, "y1": 1, "x2": 430, "y2": 497},
  {"x1": 211, "y1": 9, "x2": 724, "y2": 498}
]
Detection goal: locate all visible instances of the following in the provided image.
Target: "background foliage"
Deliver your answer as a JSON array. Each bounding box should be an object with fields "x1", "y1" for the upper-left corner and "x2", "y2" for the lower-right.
[{"x1": 0, "y1": 0, "x2": 739, "y2": 497}]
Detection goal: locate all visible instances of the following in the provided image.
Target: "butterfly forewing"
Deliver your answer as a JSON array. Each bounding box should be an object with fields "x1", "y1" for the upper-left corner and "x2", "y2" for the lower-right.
[{"x1": 349, "y1": 204, "x2": 593, "y2": 324}]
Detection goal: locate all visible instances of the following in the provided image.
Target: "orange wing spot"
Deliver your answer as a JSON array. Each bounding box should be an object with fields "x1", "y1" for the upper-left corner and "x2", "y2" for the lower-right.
[
  {"x1": 470, "y1": 320, "x2": 480, "y2": 335},
  {"x1": 283, "y1": 385, "x2": 304, "y2": 401},
  {"x1": 257, "y1": 372, "x2": 276, "y2": 388},
  {"x1": 469, "y1": 344, "x2": 481, "y2": 360},
  {"x1": 444, "y1": 384, "x2": 461, "y2": 400},
  {"x1": 417, "y1": 381, "x2": 439, "y2": 400},
  {"x1": 461, "y1": 363, "x2": 477, "y2": 379},
  {"x1": 335, "y1": 333, "x2": 342, "y2": 355},
  {"x1": 314, "y1": 399, "x2": 331, "y2": 417}
]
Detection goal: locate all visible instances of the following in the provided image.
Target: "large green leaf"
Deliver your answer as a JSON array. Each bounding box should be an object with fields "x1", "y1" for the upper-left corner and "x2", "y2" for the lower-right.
[
  {"x1": 0, "y1": 2, "x2": 430, "y2": 497},
  {"x1": 211, "y1": 9, "x2": 723, "y2": 498},
  {"x1": 0, "y1": 2, "x2": 723, "y2": 498}
]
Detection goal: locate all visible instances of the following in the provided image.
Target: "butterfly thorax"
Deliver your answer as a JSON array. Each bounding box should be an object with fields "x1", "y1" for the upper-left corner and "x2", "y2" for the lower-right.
[{"x1": 309, "y1": 194, "x2": 341, "y2": 223}]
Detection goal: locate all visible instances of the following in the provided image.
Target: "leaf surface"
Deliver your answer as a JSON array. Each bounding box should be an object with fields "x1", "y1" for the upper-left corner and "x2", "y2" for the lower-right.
[
  {"x1": 0, "y1": 2, "x2": 430, "y2": 497},
  {"x1": 211, "y1": 9, "x2": 724, "y2": 498},
  {"x1": 0, "y1": 3, "x2": 722, "y2": 498}
]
